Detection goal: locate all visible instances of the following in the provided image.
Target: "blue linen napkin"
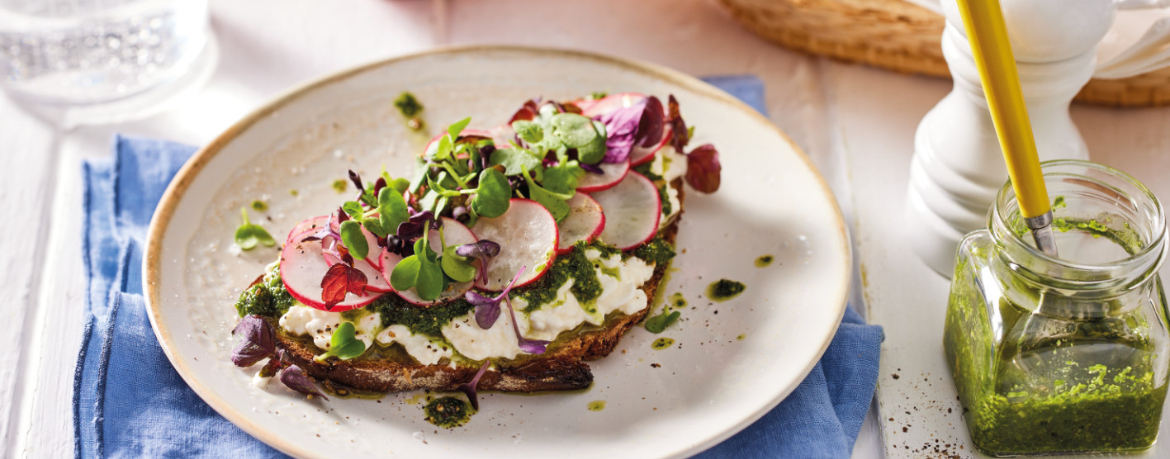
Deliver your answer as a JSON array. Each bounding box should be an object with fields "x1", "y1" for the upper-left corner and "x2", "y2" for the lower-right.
[{"x1": 75, "y1": 76, "x2": 883, "y2": 459}]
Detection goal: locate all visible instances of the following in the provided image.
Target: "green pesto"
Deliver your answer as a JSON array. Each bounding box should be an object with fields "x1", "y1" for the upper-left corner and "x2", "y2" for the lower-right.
[
  {"x1": 423, "y1": 396, "x2": 473, "y2": 428},
  {"x1": 659, "y1": 183, "x2": 673, "y2": 216},
  {"x1": 707, "y1": 279, "x2": 745, "y2": 302},
  {"x1": 370, "y1": 294, "x2": 474, "y2": 337},
  {"x1": 632, "y1": 162, "x2": 662, "y2": 182},
  {"x1": 518, "y1": 242, "x2": 603, "y2": 313},
  {"x1": 596, "y1": 261, "x2": 621, "y2": 280},
  {"x1": 755, "y1": 255, "x2": 774, "y2": 267},
  {"x1": 736, "y1": 333, "x2": 746, "y2": 341},
  {"x1": 331, "y1": 179, "x2": 347, "y2": 194},
  {"x1": 394, "y1": 92, "x2": 424, "y2": 118},
  {"x1": 668, "y1": 292, "x2": 686, "y2": 310},
  {"x1": 289, "y1": 189, "x2": 298, "y2": 197},
  {"x1": 651, "y1": 337, "x2": 674, "y2": 350},
  {"x1": 587, "y1": 400, "x2": 607, "y2": 411},
  {"x1": 1052, "y1": 195, "x2": 1066, "y2": 209},
  {"x1": 250, "y1": 200, "x2": 268, "y2": 212},
  {"x1": 631, "y1": 236, "x2": 675, "y2": 266},
  {"x1": 234, "y1": 267, "x2": 295, "y2": 318},
  {"x1": 944, "y1": 225, "x2": 1167, "y2": 456},
  {"x1": 1053, "y1": 217, "x2": 1142, "y2": 252}
]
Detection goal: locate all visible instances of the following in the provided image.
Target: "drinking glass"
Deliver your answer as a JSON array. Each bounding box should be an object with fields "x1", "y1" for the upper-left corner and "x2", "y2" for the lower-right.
[{"x1": 0, "y1": 0, "x2": 215, "y2": 125}]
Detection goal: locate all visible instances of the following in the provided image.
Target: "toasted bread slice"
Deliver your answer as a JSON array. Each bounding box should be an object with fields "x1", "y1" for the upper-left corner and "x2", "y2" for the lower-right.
[{"x1": 274, "y1": 179, "x2": 684, "y2": 393}]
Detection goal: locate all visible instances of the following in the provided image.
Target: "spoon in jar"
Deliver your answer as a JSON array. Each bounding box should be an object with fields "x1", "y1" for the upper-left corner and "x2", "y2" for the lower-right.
[{"x1": 955, "y1": 0, "x2": 1058, "y2": 257}]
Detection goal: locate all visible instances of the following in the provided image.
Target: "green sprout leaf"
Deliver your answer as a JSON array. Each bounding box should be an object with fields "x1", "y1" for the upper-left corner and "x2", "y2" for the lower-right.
[
  {"x1": 512, "y1": 120, "x2": 544, "y2": 144},
  {"x1": 471, "y1": 169, "x2": 511, "y2": 218},
  {"x1": 376, "y1": 187, "x2": 410, "y2": 237},
  {"x1": 416, "y1": 256, "x2": 444, "y2": 300},
  {"x1": 576, "y1": 121, "x2": 608, "y2": 164},
  {"x1": 448, "y1": 117, "x2": 472, "y2": 138},
  {"x1": 315, "y1": 322, "x2": 367, "y2": 361},
  {"x1": 441, "y1": 245, "x2": 477, "y2": 282},
  {"x1": 645, "y1": 311, "x2": 681, "y2": 333},
  {"x1": 235, "y1": 208, "x2": 276, "y2": 250},
  {"x1": 390, "y1": 255, "x2": 421, "y2": 291},
  {"x1": 543, "y1": 162, "x2": 584, "y2": 195},
  {"x1": 550, "y1": 113, "x2": 599, "y2": 148},
  {"x1": 520, "y1": 166, "x2": 572, "y2": 222},
  {"x1": 488, "y1": 147, "x2": 542, "y2": 177},
  {"x1": 341, "y1": 201, "x2": 363, "y2": 219},
  {"x1": 338, "y1": 220, "x2": 369, "y2": 260},
  {"x1": 434, "y1": 134, "x2": 453, "y2": 161}
]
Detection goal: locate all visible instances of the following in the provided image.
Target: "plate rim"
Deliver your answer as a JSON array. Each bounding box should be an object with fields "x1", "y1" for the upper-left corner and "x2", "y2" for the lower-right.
[{"x1": 143, "y1": 44, "x2": 851, "y2": 459}]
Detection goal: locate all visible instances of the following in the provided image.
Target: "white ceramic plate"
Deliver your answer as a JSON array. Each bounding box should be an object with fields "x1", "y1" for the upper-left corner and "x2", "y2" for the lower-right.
[{"x1": 145, "y1": 46, "x2": 849, "y2": 459}]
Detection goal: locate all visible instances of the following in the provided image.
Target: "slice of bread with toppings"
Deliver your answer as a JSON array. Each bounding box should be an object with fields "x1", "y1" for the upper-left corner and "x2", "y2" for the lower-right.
[{"x1": 230, "y1": 93, "x2": 719, "y2": 400}]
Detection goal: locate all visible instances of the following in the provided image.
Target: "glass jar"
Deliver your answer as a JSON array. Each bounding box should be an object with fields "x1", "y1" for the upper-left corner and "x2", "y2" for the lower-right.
[{"x1": 944, "y1": 160, "x2": 1170, "y2": 456}]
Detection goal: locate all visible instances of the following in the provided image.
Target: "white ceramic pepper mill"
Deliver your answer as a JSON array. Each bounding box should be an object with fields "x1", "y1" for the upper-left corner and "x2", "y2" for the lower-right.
[{"x1": 906, "y1": 0, "x2": 1170, "y2": 276}]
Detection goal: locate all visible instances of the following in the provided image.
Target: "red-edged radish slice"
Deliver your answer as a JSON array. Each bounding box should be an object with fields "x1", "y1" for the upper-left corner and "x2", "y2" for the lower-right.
[
  {"x1": 592, "y1": 172, "x2": 662, "y2": 251},
  {"x1": 576, "y1": 160, "x2": 630, "y2": 193},
  {"x1": 581, "y1": 92, "x2": 647, "y2": 118},
  {"x1": 384, "y1": 217, "x2": 481, "y2": 306},
  {"x1": 557, "y1": 193, "x2": 605, "y2": 253},
  {"x1": 281, "y1": 229, "x2": 381, "y2": 312},
  {"x1": 629, "y1": 124, "x2": 673, "y2": 167},
  {"x1": 471, "y1": 199, "x2": 558, "y2": 291},
  {"x1": 286, "y1": 215, "x2": 330, "y2": 243}
]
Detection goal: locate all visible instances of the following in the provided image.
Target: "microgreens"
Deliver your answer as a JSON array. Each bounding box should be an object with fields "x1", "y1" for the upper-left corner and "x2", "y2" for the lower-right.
[
  {"x1": 231, "y1": 315, "x2": 327, "y2": 399},
  {"x1": 320, "y1": 262, "x2": 368, "y2": 310},
  {"x1": 505, "y1": 295, "x2": 549, "y2": 354},
  {"x1": 390, "y1": 234, "x2": 445, "y2": 301},
  {"x1": 458, "y1": 360, "x2": 491, "y2": 411},
  {"x1": 235, "y1": 208, "x2": 276, "y2": 250},
  {"x1": 315, "y1": 321, "x2": 367, "y2": 362},
  {"x1": 645, "y1": 310, "x2": 681, "y2": 333},
  {"x1": 464, "y1": 266, "x2": 526, "y2": 329}
]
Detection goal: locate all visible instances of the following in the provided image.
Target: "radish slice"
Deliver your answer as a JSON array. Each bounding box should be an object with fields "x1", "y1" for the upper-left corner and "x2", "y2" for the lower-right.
[
  {"x1": 286, "y1": 215, "x2": 330, "y2": 243},
  {"x1": 629, "y1": 124, "x2": 672, "y2": 167},
  {"x1": 557, "y1": 193, "x2": 605, "y2": 253},
  {"x1": 380, "y1": 217, "x2": 480, "y2": 306},
  {"x1": 471, "y1": 199, "x2": 558, "y2": 291},
  {"x1": 576, "y1": 160, "x2": 629, "y2": 193},
  {"x1": 592, "y1": 172, "x2": 661, "y2": 251},
  {"x1": 580, "y1": 92, "x2": 647, "y2": 118},
  {"x1": 281, "y1": 230, "x2": 381, "y2": 312}
]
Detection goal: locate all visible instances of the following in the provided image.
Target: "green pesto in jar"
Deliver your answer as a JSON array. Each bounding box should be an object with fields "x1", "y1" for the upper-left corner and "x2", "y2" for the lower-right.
[
  {"x1": 945, "y1": 219, "x2": 1167, "y2": 456},
  {"x1": 423, "y1": 396, "x2": 474, "y2": 428}
]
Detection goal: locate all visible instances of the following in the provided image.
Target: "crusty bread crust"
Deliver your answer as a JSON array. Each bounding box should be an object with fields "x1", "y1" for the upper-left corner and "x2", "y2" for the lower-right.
[{"x1": 275, "y1": 179, "x2": 685, "y2": 393}]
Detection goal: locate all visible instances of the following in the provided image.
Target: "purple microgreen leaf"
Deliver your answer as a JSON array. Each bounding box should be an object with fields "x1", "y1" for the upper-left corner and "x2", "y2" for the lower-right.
[
  {"x1": 505, "y1": 295, "x2": 549, "y2": 354},
  {"x1": 396, "y1": 220, "x2": 424, "y2": 242},
  {"x1": 347, "y1": 170, "x2": 364, "y2": 193},
  {"x1": 458, "y1": 360, "x2": 491, "y2": 411},
  {"x1": 636, "y1": 96, "x2": 665, "y2": 148},
  {"x1": 455, "y1": 240, "x2": 501, "y2": 259},
  {"x1": 597, "y1": 98, "x2": 648, "y2": 163},
  {"x1": 279, "y1": 365, "x2": 328, "y2": 400},
  {"x1": 372, "y1": 177, "x2": 387, "y2": 198},
  {"x1": 667, "y1": 95, "x2": 689, "y2": 151},
  {"x1": 464, "y1": 266, "x2": 526, "y2": 329},
  {"x1": 467, "y1": 291, "x2": 503, "y2": 329},
  {"x1": 230, "y1": 315, "x2": 276, "y2": 367},
  {"x1": 685, "y1": 144, "x2": 722, "y2": 193},
  {"x1": 579, "y1": 163, "x2": 603, "y2": 174}
]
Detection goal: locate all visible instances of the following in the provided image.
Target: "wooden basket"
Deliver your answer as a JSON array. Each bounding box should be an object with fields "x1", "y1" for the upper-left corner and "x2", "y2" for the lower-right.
[{"x1": 718, "y1": 0, "x2": 1170, "y2": 107}]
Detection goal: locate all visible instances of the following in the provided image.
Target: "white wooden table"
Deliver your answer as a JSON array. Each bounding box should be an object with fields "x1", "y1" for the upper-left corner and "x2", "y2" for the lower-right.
[{"x1": 4, "y1": 1, "x2": 1170, "y2": 458}]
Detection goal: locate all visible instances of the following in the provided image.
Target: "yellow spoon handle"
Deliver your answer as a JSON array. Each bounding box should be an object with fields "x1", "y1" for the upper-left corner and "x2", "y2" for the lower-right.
[{"x1": 955, "y1": 0, "x2": 1050, "y2": 220}]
